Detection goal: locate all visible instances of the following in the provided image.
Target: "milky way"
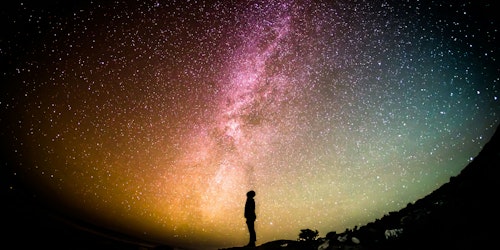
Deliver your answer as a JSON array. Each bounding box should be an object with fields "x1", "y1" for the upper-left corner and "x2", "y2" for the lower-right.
[{"x1": 1, "y1": 0, "x2": 499, "y2": 249}]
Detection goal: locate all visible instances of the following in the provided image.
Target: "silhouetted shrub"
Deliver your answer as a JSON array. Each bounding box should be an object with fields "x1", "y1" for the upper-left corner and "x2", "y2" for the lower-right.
[{"x1": 298, "y1": 229, "x2": 319, "y2": 242}]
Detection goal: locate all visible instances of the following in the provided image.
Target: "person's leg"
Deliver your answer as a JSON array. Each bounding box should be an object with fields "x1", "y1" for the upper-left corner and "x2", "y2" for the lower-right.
[
  {"x1": 246, "y1": 220, "x2": 256, "y2": 246},
  {"x1": 249, "y1": 221, "x2": 256, "y2": 243}
]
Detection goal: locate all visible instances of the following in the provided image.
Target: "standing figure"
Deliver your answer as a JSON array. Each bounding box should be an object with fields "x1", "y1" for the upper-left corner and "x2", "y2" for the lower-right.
[{"x1": 244, "y1": 190, "x2": 256, "y2": 247}]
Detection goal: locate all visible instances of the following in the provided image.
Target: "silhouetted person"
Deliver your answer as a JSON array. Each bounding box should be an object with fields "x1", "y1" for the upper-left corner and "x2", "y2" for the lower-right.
[{"x1": 245, "y1": 190, "x2": 256, "y2": 247}]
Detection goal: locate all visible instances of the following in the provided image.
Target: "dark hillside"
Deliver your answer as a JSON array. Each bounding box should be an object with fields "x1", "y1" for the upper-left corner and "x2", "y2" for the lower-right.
[{"x1": 329, "y1": 124, "x2": 500, "y2": 250}]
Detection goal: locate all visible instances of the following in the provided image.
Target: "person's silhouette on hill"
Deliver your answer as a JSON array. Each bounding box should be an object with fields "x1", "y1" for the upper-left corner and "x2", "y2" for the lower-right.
[{"x1": 244, "y1": 190, "x2": 256, "y2": 247}]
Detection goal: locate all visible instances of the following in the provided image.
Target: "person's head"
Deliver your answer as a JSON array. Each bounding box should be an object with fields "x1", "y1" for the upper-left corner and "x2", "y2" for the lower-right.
[{"x1": 247, "y1": 190, "x2": 255, "y2": 198}]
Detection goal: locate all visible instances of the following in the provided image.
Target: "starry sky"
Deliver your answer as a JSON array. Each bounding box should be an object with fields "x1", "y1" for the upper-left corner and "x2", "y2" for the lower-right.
[{"x1": 1, "y1": 0, "x2": 499, "y2": 249}]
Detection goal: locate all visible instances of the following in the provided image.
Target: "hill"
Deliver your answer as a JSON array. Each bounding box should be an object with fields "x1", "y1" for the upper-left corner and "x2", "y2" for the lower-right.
[{"x1": 346, "y1": 123, "x2": 499, "y2": 250}]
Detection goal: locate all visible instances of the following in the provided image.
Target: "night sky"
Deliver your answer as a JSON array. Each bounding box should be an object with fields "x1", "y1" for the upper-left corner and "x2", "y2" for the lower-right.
[{"x1": 1, "y1": 0, "x2": 499, "y2": 249}]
